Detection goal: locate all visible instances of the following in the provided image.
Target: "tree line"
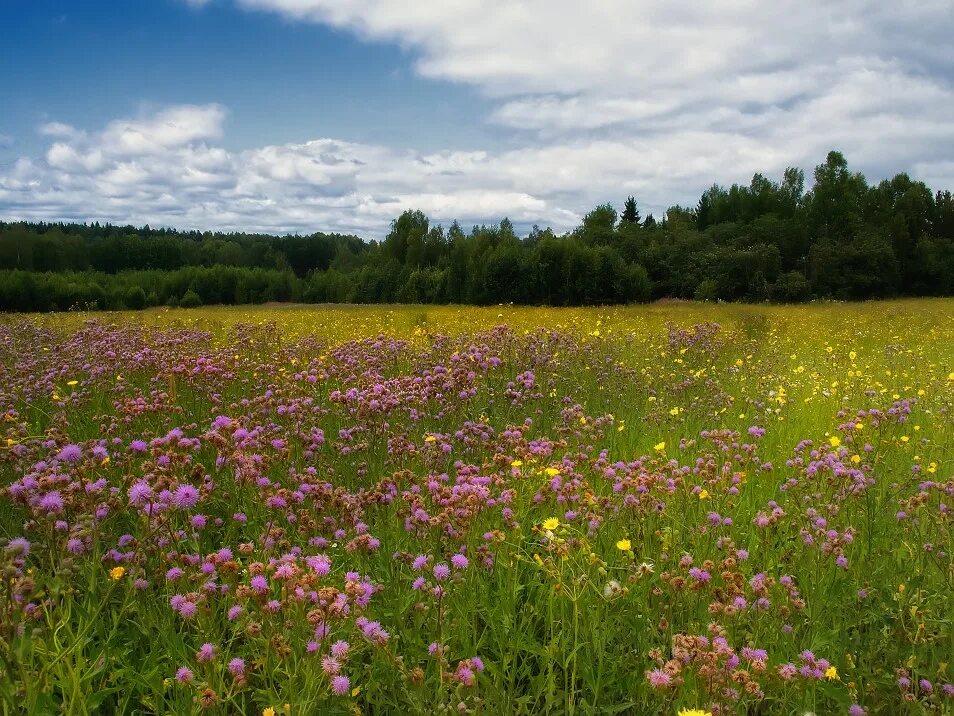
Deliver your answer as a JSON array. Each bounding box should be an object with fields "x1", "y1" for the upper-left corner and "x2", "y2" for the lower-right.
[{"x1": 1, "y1": 151, "x2": 952, "y2": 311}]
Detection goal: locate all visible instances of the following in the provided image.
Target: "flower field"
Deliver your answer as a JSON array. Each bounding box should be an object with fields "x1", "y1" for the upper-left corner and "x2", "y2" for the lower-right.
[{"x1": 1, "y1": 300, "x2": 952, "y2": 715}]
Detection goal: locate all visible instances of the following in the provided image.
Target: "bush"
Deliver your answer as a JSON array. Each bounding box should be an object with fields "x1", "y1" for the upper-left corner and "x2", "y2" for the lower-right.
[
  {"x1": 694, "y1": 279, "x2": 719, "y2": 302},
  {"x1": 771, "y1": 271, "x2": 811, "y2": 303},
  {"x1": 125, "y1": 286, "x2": 147, "y2": 310},
  {"x1": 179, "y1": 289, "x2": 203, "y2": 308}
]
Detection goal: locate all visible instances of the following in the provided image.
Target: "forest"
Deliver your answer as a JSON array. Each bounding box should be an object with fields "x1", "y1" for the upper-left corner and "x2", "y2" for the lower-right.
[{"x1": 1, "y1": 151, "x2": 952, "y2": 311}]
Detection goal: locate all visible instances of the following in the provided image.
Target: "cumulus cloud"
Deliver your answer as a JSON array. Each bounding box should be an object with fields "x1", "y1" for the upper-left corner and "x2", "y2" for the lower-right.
[
  {"x1": 0, "y1": 105, "x2": 589, "y2": 235},
  {"x1": 2, "y1": 2, "x2": 954, "y2": 235}
]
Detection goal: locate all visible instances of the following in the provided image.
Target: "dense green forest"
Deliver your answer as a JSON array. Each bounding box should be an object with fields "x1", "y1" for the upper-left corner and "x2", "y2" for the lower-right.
[{"x1": 1, "y1": 151, "x2": 952, "y2": 311}]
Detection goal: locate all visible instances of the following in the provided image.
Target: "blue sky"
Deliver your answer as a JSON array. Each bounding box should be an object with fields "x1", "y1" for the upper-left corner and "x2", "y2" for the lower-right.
[
  {"x1": 1, "y1": 0, "x2": 953, "y2": 236},
  {"x1": 1, "y1": 0, "x2": 494, "y2": 155}
]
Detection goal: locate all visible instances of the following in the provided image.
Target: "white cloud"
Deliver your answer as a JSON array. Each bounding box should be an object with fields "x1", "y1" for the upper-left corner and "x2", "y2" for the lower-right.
[{"x1": 2, "y1": 2, "x2": 954, "y2": 235}]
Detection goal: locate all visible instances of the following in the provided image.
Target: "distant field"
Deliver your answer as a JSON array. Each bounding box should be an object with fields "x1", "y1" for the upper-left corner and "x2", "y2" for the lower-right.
[{"x1": 1, "y1": 300, "x2": 952, "y2": 714}]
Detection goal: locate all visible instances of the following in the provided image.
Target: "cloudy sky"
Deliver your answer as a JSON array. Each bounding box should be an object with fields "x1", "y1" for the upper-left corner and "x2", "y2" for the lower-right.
[{"x1": 1, "y1": 0, "x2": 952, "y2": 237}]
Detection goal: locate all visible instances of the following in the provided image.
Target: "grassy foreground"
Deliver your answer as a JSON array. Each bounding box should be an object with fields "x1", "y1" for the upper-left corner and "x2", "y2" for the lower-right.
[{"x1": 1, "y1": 300, "x2": 952, "y2": 715}]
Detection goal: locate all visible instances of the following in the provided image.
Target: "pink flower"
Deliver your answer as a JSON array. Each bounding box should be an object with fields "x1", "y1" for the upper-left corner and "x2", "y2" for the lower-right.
[{"x1": 331, "y1": 675, "x2": 350, "y2": 696}]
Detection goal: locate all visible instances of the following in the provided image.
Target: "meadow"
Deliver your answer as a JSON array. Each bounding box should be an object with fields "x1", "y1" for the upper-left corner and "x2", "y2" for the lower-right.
[{"x1": 0, "y1": 300, "x2": 952, "y2": 715}]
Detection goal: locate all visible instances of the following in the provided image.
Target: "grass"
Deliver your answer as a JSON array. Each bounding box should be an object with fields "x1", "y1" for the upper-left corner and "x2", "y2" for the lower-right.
[{"x1": 0, "y1": 299, "x2": 952, "y2": 715}]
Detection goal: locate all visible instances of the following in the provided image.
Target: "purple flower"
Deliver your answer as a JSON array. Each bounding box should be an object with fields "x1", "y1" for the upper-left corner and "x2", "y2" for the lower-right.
[
  {"x1": 175, "y1": 666, "x2": 194, "y2": 684},
  {"x1": 451, "y1": 554, "x2": 469, "y2": 570},
  {"x1": 227, "y1": 658, "x2": 245, "y2": 677},
  {"x1": 331, "y1": 675, "x2": 350, "y2": 696},
  {"x1": 172, "y1": 484, "x2": 200, "y2": 510},
  {"x1": 250, "y1": 575, "x2": 268, "y2": 594},
  {"x1": 433, "y1": 563, "x2": 450, "y2": 581},
  {"x1": 331, "y1": 640, "x2": 350, "y2": 659},
  {"x1": 196, "y1": 643, "x2": 215, "y2": 663},
  {"x1": 38, "y1": 491, "x2": 64, "y2": 514},
  {"x1": 128, "y1": 481, "x2": 153, "y2": 506},
  {"x1": 130, "y1": 440, "x2": 148, "y2": 453},
  {"x1": 56, "y1": 444, "x2": 83, "y2": 463},
  {"x1": 178, "y1": 601, "x2": 198, "y2": 619},
  {"x1": 7, "y1": 537, "x2": 30, "y2": 556},
  {"x1": 646, "y1": 669, "x2": 672, "y2": 688},
  {"x1": 227, "y1": 605, "x2": 244, "y2": 621}
]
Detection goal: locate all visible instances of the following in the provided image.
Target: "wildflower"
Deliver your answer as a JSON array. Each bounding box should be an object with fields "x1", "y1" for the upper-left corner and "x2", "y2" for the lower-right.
[
  {"x1": 542, "y1": 517, "x2": 560, "y2": 531},
  {"x1": 331, "y1": 675, "x2": 350, "y2": 695},
  {"x1": 263, "y1": 709, "x2": 276, "y2": 716},
  {"x1": 178, "y1": 600, "x2": 198, "y2": 619},
  {"x1": 544, "y1": 467, "x2": 560, "y2": 477},
  {"x1": 646, "y1": 669, "x2": 672, "y2": 688},
  {"x1": 196, "y1": 643, "x2": 216, "y2": 663},
  {"x1": 654, "y1": 441, "x2": 666, "y2": 452},
  {"x1": 450, "y1": 553, "x2": 469, "y2": 570},
  {"x1": 128, "y1": 481, "x2": 153, "y2": 506},
  {"x1": 171, "y1": 484, "x2": 200, "y2": 510},
  {"x1": 825, "y1": 665, "x2": 838, "y2": 680},
  {"x1": 829, "y1": 436, "x2": 841, "y2": 448},
  {"x1": 698, "y1": 489, "x2": 710, "y2": 500},
  {"x1": 433, "y1": 563, "x2": 450, "y2": 581},
  {"x1": 615, "y1": 538, "x2": 631, "y2": 551},
  {"x1": 227, "y1": 658, "x2": 245, "y2": 677},
  {"x1": 678, "y1": 710, "x2": 713, "y2": 716},
  {"x1": 38, "y1": 491, "x2": 64, "y2": 513},
  {"x1": 109, "y1": 566, "x2": 126, "y2": 580},
  {"x1": 7, "y1": 537, "x2": 30, "y2": 556},
  {"x1": 175, "y1": 666, "x2": 194, "y2": 684},
  {"x1": 56, "y1": 444, "x2": 83, "y2": 463}
]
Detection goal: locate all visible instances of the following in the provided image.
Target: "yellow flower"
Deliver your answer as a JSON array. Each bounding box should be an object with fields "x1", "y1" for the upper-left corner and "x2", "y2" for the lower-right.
[
  {"x1": 677, "y1": 710, "x2": 713, "y2": 716},
  {"x1": 544, "y1": 467, "x2": 560, "y2": 477},
  {"x1": 542, "y1": 517, "x2": 560, "y2": 531},
  {"x1": 698, "y1": 489, "x2": 710, "y2": 500},
  {"x1": 263, "y1": 709, "x2": 276, "y2": 716},
  {"x1": 424, "y1": 435, "x2": 437, "y2": 443},
  {"x1": 66, "y1": 380, "x2": 78, "y2": 386},
  {"x1": 850, "y1": 454, "x2": 861, "y2": 464},
  {"x1": 616, "y1": 539, "x2": 631, "y2": 551},
  {"x1": 654, "y1": 441, "x2": 666, "y2": 453},
  {"x1": 510, "y1": 459, "x2": 523, "y2": 468},
  {"x1": 825, "y1": 665, "x2": 839, "y2": 680},
  {"x1": 829, "y1": 435, "x2": 841, "y2": 448},
  {"x1": 109, "y1": 566, "x2": 126, "y2": 581},
  {"x1": 849, "y1": 351, "x2": 857, "y2": 360}
]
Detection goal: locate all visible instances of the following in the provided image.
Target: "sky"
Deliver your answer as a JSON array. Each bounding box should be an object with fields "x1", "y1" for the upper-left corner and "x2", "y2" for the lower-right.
[{"x1": 1, "y1": 0, "x2": 952, "y2": 238}]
